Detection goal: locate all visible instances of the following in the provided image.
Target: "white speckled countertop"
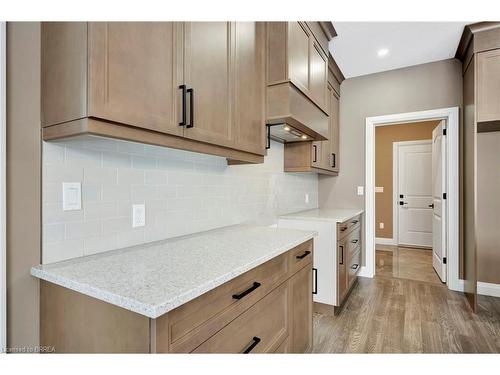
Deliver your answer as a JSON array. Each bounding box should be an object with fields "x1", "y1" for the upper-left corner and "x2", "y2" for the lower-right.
[
  {"x1": 31, "y1": 225, "x2": 315, "y2": 319},
  {"x1": 279, "y1": 208, "x2": 363, "y2": 223}
]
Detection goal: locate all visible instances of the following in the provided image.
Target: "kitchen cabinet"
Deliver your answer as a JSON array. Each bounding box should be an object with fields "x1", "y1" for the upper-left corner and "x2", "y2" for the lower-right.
[
  {"x1": 41, "y1": 22, "x2": 266, "y2": 163},
  {"x1": 278, "y1": 210, "x2": 362, "y2": 313},
  {"x1": 40, "y1": 239, "x2": 313, "y2": 353},
  {"x1": 266, "y1": 22, "x2": 332, "y2": 141},
  {"x1": 283, "y1": 56, "x2": 342, "y2": 175},
  {"x1": 477, "y1": 48, "x2": 500, "y2": 125}
]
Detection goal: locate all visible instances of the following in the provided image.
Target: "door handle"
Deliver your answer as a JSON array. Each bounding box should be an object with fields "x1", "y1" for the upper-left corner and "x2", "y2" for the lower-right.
[
  {"x1": 178, "y1": 84, "x2": 187, "y2": 126},
  {"x1": 186, "y1": 87, "x2": 194, "y2": 128},
  {"x1": 399, "y1": 201, "x2": 408, "y2": 206},
  {"x1": 428, "y1": 204, "x2": 434, "y2": 208}
]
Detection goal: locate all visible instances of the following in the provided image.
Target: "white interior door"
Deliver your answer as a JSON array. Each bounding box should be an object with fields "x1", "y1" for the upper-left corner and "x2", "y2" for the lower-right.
[
  {"x1": 432, "y1": 121, "x2": 447, "y2": 282},
  {"x1": 397, "y1": 141, "x2": 433, "y2": 248}
]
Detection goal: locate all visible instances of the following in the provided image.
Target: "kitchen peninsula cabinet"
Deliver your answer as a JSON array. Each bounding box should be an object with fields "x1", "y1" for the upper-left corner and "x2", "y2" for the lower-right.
[{"x1": 41, "y1": 22, "x2": 266, "y2": 163}]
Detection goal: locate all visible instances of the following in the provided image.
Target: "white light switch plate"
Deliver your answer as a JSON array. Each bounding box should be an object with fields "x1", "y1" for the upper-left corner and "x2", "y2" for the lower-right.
[
  {"x1": 357, "y1": 186, "x2": 364, "y2": 196},
  {"x1": 375, "y1": 186, "x2": 384, "y2": 193},
  {"x1": 379, "y1": 222, "x2": 384, "y2": 229},
  {"x1": 132, "y1": 204, "x2": 146, "y2": 228},
  {"x1": 62, "y1": 182, "x2": 81, "y2": 211}
]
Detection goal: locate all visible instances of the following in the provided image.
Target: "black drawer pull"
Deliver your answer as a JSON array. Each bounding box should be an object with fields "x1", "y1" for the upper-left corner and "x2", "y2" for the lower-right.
[
  {"x1": 296, "y1": 250, "x2": 311, "y2": 260},
  {"x1": 351, "y1": 220, "x2": 359, "y2": 224},
  {"x1": 350, "y1": 239, "x2": 359, "y2": 244},
  {"x1": 312, "y1": 268, "x2": 318, "y2": 295},
  {"x1": 232, "y1": 282, "x2": 261, "y2": 300},
  {"x1": 351, "y1": 264, "x2": 359, "y2": 270},
  {"x1": 243, "y1": 336, "x2": 261, "y2": 354},
  {"x1": 332, "y1": 152, "x2": 336, "y2": 168},
  {"x1": 340, "y1": 227, "x2": 347, "y2": 232}
]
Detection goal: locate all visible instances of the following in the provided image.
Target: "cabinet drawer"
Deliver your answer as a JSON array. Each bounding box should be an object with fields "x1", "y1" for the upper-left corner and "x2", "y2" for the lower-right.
[
  {"x1": 165, "y1": 251, "x2": 289, "y2": 352},
  {"x1": 337, "y1": 215, "x2": 361, "y2": 240},
  {"x1": 193, "y1": 282, "x2": 289, "y2": 353},
  {"x1": 348, "y1": 248, "x2": 361, "y2": 288},
  {"x1": 345, "y1": 225, "x2": 361, "y2": 260},
  {"x1": 288, "y1": 239, "x2": 313, "y2": 274}
]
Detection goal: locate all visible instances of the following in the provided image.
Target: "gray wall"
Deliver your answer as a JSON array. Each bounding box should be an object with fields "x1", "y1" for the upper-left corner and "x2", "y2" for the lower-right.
[
  {"x1": 6, "y1": 22, "x2": 41, "y2": 350},
  {"x1": 319, "y1": 59, "x2": 463, "y2": 264}
]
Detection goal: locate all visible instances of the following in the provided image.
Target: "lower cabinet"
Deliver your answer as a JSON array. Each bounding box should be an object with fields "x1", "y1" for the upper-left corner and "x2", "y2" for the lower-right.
[
  {"x1": 40, "y1": 240, "x2": 313, "y2": 353},
  {"x1": 336, "y1": 216, "x2": 361, "y2": 307}
]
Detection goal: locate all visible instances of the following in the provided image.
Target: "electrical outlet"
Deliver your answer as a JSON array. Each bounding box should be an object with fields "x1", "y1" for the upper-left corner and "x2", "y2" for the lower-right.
[
  {"x1": 379, "y1": 222, "x2": 384, "y2": 229},
  {"x1": 132, "y1": 204, "x2": 146, "y2": 228},
  {"x1": 62, "y1": 182, "x2": 81, "y2": 211},
  {"x1": 305, "y1": 193, "x2": 309, "y2": 204},
  {"x1": 357, "y1": 186, "x2": 364, "y2": 196}
]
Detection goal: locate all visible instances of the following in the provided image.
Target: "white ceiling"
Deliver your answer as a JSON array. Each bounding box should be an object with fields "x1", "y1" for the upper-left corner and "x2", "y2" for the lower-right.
[{"x1": 330, "y1": 22, "x2": 469, "y2": 78}]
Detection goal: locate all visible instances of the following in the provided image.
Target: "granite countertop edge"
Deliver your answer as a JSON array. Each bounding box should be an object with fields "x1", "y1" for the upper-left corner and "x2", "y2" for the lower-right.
[{"x1": 31, "y1": 228, "x2": 316, "y2": 319}]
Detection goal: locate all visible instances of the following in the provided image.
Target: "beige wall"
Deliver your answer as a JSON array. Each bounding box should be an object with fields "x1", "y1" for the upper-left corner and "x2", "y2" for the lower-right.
[
  {"x1": 477, "y1": 131, "x2": 500, "y2": 284},
  {"x1": 6, "y1": 22, "x2": 41, "y2": 350},
  {"x1": 319, "y1": 59, "x2": 462, "y2": 264},
  {"x1": 375, "y1": 120, "x2": 440, "y2": 238}
]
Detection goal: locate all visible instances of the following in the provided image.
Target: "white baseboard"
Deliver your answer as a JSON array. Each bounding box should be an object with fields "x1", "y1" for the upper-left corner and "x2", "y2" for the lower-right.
[
  {"x1": 454, "y1": 279, "x2": 500, "y2": 297},
  {"x1": 357, "y1": 266, "x2": 373, "y2": 278},
  {"x1": 375, "y1": 237, "x2": 397, "y2": 246}
]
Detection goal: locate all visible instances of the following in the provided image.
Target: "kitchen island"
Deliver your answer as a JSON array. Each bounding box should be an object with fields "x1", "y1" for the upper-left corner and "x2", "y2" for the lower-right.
[{"x1": 31, "y1": 225, "x2": 316, "y2": 353}]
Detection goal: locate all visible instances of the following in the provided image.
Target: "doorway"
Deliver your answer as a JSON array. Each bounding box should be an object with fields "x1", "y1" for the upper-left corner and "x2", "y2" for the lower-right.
[{"x1": 363, "y1": 107, "x2": 460, "y2": 292}]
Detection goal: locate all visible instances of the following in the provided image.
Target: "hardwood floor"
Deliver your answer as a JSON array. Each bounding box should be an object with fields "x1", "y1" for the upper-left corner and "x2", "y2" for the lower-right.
[
  {"x1": 376, "y1": 245, "x2": 442, "y2": 285},
  {"x1": 312, "y1": 268, "x2": 500, "y2": 353}
]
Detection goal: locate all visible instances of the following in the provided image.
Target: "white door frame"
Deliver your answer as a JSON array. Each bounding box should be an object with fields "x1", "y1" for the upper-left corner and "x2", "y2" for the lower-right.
[
  {"x1": 363, "y1": 107, "x2": 460, "y2": 292},
  {"x1": 0, "y1": 21, "x2": 6, "y2": 351},
  {"x1": 392, "y1": 139, "x2": 433, "y2": 247}
]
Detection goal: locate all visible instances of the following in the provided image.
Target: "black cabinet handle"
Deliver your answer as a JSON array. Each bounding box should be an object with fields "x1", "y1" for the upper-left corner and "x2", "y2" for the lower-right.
[
  {"x1": 296, "y1": 250, "x2": 311, "y2": 260},
  {"x1": 178, "y1": 84, "x2": 187, "y2": 126},
  {"x1": 313, "y1": 145, "x2": 317, "y2": 162},
  {"x1": 351, "y1": 220, "x2": 358, "y2": 224},
  {"x1": 340, "y1": 227, "x2": 347, "y2": 232},
  {"x1": 243, "y1": 337, "x2": 261, "y2": 354},
  {"x1": 350, "y1": 239, "x2": 359, "y2": 244},
  {"x1": 351, "y1": 264, "x2": 359, "y2": 270},
  {"x1": 232, "y1": 282, "x2": 261, "y2": 300},
  {"x1": 332, "y1": 153, "x2": 336, "y2": 168},
  {"x1": 186, "y1": 87, "x2": 194, "y2": 128},
  {"x1": 312, "y1": 268, "x2": 318, "y2": 295},
  {"x1": 339, "y1": 245, "x2": 344, "y2": 265}
]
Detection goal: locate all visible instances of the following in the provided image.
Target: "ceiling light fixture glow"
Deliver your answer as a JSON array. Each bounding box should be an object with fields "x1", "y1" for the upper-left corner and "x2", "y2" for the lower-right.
[{"x1": 377, "y1": 48, "x2": 389, "y2": 57}]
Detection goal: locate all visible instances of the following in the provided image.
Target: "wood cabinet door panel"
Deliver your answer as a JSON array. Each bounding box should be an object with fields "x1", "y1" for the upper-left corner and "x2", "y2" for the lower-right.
[
  {"x1": 290, "y1": 265, "x2": 312, "y2": 353},
  {"x1": 311, "y1": 142, "x2": 322, "y2": 167},
  {"x1": 309, "y1": 41, "x2": 328, "y2": 110},
  {"x1": 337, "y1": 240, "x2": 347, "y2": 304},
  {"x1": 88, "y1": 22, "x2": 182, "y2": 136},
  {"x1": 331, "y1": 91, "x2": 340, "y2": 173},
  {"x1": 288, "y1": 22, "x2": 310, "y2": 93},
  {"x1": 183, "y1": 22, "x2": 233, "y2": 147},
  {"x1": 233, "y1": 22, "x2": 266, "y2": 155},
  {"x1": 477, "y1": 49, "x2": 500, "y2": 122}
]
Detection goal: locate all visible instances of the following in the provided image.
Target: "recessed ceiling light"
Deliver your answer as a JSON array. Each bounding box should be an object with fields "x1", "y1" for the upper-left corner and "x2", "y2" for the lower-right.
[
  {"x1": 301, "y1": 134, "x2": 308, "y2": 140},
  {"x1": 377, "y1": 48, "x2": 389, "y2": 57}
]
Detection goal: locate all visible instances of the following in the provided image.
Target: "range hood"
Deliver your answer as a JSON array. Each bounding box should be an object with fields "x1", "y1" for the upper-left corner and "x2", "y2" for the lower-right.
[{"x1": 268, "y1": 123, "x2": 314, "y2": 144}]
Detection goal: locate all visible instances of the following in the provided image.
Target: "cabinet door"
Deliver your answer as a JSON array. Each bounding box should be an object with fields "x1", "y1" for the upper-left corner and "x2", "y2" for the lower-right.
[
  {"x1": 288, "y1": 22, "x2": 310, "y2": 93},
  {"x1": 233, "y1": 22, "x2": 266, "y2": 155},
  {"x1": 309, "y1": 40, "x2": 328, "y2": 110},
  {"x1": 337, "y1": 240, "x2": 347, "y2": 304},
  {"x1": 290, "y1": 265, "x2": 312, "y2": 353},
  {"x1": 311, "y1": 142, "x2": 322, "y2": 168},
  {"x1": 331, "y1": 91, "x2": 340, "y2": 173},
  {"x1": 88, "y1": 22, "x2": 182, "y2": 136},
  {"x1": 477, "y1": 49, "x2": 500, "y2": 123},
  {"x1": 183, "y1": 22, "x2": 234, "y2": 148}
]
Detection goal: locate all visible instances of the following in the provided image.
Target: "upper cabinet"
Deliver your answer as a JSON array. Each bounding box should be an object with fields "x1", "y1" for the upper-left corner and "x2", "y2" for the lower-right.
[
  {"x1": 266, "y1": 22, "x2": 332, "y2": 141},
  {"x1": 284, "y1": 53, "x2": 344, "y2": 176},
  {"x1": 41, "y1": 22, "x2": 266, "y2": 163},
  {"x1": 477, "y1": 48, "x2": 500, "y2": 125}
]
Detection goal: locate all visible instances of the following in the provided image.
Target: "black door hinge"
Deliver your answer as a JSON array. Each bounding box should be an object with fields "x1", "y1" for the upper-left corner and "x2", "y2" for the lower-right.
[
  {"x1": 443, "y1": 257, "x2": 447, "y2": 264},
  {"x1": 443, "y1": 193, "x2": 447, "y2": 200},
  {"x1": 443, "y1": 128, "x2": 447, "y2": 136}
]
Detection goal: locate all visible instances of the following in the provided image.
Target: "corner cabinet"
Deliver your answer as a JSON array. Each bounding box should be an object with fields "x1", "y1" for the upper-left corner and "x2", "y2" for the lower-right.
[
  {"x1": 284, "y1": 54, "x2": 342, "y2": 175},
  {"x1": 41, "y1": 22, "x2": 266, "y2": 164}
]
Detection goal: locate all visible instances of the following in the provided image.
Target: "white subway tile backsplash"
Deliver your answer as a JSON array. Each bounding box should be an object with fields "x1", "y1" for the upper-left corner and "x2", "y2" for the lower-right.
[{"x1": 42, "y1": 136, "x2": 318, "y2": 264}]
